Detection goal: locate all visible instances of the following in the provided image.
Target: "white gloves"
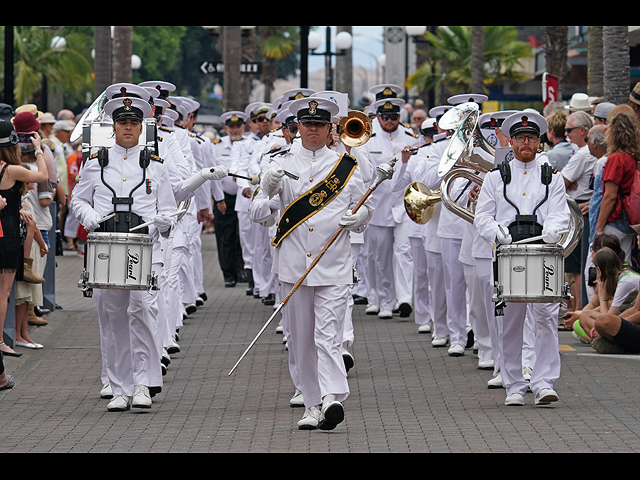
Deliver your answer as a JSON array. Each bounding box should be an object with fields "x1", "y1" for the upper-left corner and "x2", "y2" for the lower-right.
[
  {"x1": 202, "y1": 166, "x2": 229, "y2": 181},
  {"x1": 496, "y1": 227, "x2": 512, "y2": 245},
  {"x1": 262, "y1": 166, "x2": 286, "y2": 198},
  {"x1": 340, "y1": 208, "x2": 368, "y2": 232},
  {"x1": 85, "y1": 210, "x2": 103, "y2": 232},
  {"x1": 542, "y1": 228, "x2": 560, "y2": 244},
  {"x1": 153, "y1": 215, "x2": 174, "y2": 233}
]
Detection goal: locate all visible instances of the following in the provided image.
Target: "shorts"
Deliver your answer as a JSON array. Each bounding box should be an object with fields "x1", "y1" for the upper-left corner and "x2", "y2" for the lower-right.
[
  {"x1": 565, "y1": 237, "x2": 582, "y2": 274},
  {"x1": 614, "y1": 317, "x2": 640, "y2": 353}
]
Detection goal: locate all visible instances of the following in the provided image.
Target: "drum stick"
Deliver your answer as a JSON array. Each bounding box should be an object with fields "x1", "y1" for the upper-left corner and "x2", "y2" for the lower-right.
[
  {"x1": 129, "y1": 209, "x2": 187, "y2": 232},
  {"x1": 514, "y1": 229, "x2": 570, "y2": 245},
  {"x1": 98, "y1": 213, "x2": 116, "y2": 224},
  {"x1": 228, "y1": 173, "x2": 260, "y2": 186}
]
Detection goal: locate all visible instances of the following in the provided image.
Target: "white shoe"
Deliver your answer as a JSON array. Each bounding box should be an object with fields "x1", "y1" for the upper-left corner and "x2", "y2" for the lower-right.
[
  {"x1": 448, "y1": 343, "x2": 465, "y2": 357},
  {"x1": 378, "y1": 309, "x2": 393, "y2": 319},
  {"x1": 107, "y1": 395, "x2": 131, "y2": 412},
  {"x1": 505, "y1": 393, "x2": 525, "y2": 406},
  {"x1": 418, "y1": 321, "x2": 432, "y2": 334},
  {"x1": 290, "y1": 388, "x2": 304, "y2": 408},
  {"x1": 132, "y1": 385, "x2": 152, "y2": 409},
  {"x1": 365, "y1": 304, "x2": 379, "y2": 315},
  {"x1": 297, "y1": 406, "x2": 322, "y2": 430},
  {"x1": 535, "y1": 388, "x2": 559, "y2": 406},
  {"x1": 100, "y1": 383, "x2": 113, "y2": 399},
  {"x1": 319, "y1": 400, "x2": 344, "y2": 430},
  {"x1": 487, "y1": 371, "x2": 503, "y2": 389},
  {"x1": 432, "y1": 336, "x2": 449, "y2": 348},
  {"x1": 478, "y1": 359, "x2": 494, "y2": 370}
]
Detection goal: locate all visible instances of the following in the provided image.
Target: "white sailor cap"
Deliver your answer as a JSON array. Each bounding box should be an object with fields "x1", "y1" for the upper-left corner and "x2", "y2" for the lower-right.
[
  {"x1": 244, "y1": 102, "x2": 265, "y2": 120},
  {"x1": 428, "y1": 105, "x2": 453, "y2": 121},
  {"x1": 479, "y1": 110, "x2": 520, "y2": 130},
  {"x1": 290, "y1": 96, "x2": 339, "y2": 124},
  {"x1": 369, "y1": 84, "x2": 403, "y2": 101},
  {"x1": 138, "y1": 81, "x2": 176, "y2": 100},
  {"x1": 501, "y1": 111, "x2": 547, "y2": 138},
  {"x1": 315, "y1": 91, "x2": 350, "y2": 118},
  {"x1": 103, "y1": 96, "x2": 151, "y2": 121},
  {"x1": 105, "y1": 83, "x2": 151, "y2": 102},
  {"x1": 280, "y1": 88, "x2": 316, "y2": 103},
  {"x1": 448, "y1": 93, "x2": 488, "y2": 106},
  {"x1": 220, "y1": 111, "x2": 248, "y2": 125},
  {"x1": 420, "y1": 118, "x2": 437, "y2": 134},
  {"x1": 276, "y1": 107, "x2": 296, "y2": 126},
  {"x1": 372, "y1": 98, "x2": 405, "y2": 115}
]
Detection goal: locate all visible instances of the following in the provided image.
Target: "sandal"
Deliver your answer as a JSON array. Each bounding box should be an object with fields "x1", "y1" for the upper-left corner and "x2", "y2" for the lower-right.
[
  {"x1": 0, "y1": 342, "x2": 23, "y2": 357},
  {"x1": 0, "y1": 375, "x2": 15, "y2": 391}
]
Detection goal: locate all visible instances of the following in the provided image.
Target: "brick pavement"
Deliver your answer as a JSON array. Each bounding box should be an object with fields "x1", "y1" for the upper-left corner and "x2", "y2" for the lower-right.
[{"x1": 2, "y1": 232, "x2": 640, "y2": 452}]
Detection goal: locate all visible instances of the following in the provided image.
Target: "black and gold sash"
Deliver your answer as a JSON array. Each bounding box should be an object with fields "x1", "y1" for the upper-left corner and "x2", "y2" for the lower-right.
[{"x1": 271, "y1": 153, "x2": 358, "y2": 247}]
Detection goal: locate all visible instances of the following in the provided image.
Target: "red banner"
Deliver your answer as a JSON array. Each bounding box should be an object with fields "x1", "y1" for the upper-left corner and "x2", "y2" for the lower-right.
[{"x1": 542, "y1": 73, "x2": 559, "y2": 110}]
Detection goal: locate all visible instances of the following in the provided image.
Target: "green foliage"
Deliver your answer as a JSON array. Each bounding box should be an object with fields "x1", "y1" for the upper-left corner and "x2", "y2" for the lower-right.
[{"x1": 407, "y1": 26, "x2": 533, "y2": 96}]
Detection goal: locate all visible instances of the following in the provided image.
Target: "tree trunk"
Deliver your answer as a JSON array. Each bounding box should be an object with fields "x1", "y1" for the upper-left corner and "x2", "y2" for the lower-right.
[
  {"x1": 543, "y1": 26, "x2": 569, "y2": 100},
  {"x1": 603, "y1": 26, "x2": 630, "y2": 106},
  {"x1": 336, "y1": 26, "x2": 353, "y2": 102},
  {"x1": 471, "y1": 26, "x2": 484, "y2": 94},
  {"x1": 588, "y1": 26, "x2": 604, "y2": 98},
  {"x1": 112, "y1": 26, "x2": 133, "y2": 84},
  {"x1": 222, "y1": 26, "x2": 243, "y2": 112},
  {"x1": 93, "y1": 26, "x2": 112, "y2": 97}
]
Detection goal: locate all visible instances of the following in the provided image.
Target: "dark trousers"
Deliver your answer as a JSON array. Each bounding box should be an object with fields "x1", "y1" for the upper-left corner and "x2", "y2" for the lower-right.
[{"x1": 213, "y1": 193, "x2": 244, "y2": 283}]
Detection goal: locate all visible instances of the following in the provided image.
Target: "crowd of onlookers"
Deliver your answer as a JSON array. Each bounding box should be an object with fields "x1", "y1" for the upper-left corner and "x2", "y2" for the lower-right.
[{"x1": 0, "y1": 103, "x2": 84, "y2": 391}]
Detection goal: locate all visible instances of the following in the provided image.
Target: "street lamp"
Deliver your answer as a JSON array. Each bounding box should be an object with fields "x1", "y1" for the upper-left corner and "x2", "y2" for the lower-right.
[{"x1": 308, "y1": 27, "x2": 353, "y2": 90}]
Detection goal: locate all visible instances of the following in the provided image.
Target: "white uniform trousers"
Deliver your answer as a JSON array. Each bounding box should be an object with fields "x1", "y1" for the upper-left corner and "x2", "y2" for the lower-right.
[
  {"x1": 523, "y1": 312, "x2": 536, "y2": 371},
  {"x1": 501, "y1": 302, "x2": 561, "y2": 397},
  {"x1": 238, "y1": 210, "x2": 256, "y2": 273},
  {"x1": 392, "y1": 219, "x2": 413, "y2": 307},
  {"x1": 475, "y1": 257, "x2": 502, "y2": 376},
  {"x1": 280, "y1": 281, "x2": 350, "y2": 409},
  {"x1": 411, "y1": 236, "x2": 432, "y2": 326},
  {"x1": 252, "y1": 226, "x2": 276, "y2": 298},
  {"x1": 463, "y1": 263, "x2": 492, "y2": 364},
  {"x1": 440, "y1": 237, "x2": 468, "y2": 346},
  {"x1": 425, "y1": 250, "x2": 449, "y2": 340},
  {"x1": 352, "y1": 244, "x2": 367, "y2": 299},
  {"x1": 95, "y1": 287, "x2": 163, "y2": 397},
  {"x1": 192, "y1": 231, "x2": 204, "y2": 296},
  {"x1": 342, "y1": 243, "x2": 360, "y2": 351}
]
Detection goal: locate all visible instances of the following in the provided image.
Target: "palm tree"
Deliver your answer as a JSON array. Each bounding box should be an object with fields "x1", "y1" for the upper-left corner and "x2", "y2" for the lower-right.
[
  {"x1": 257, "y1": 26, "x2": 297, "y2": 103},
  {"x1": 588, "y1": 26, "x2": 604, "y2": 98},
  {"x1": 471, "y1": 26, "x2": 484, "y2": 94},
  {"x1": 407, "y1": 26, "x2": 532, "y2": 103},
  {"x1": 603, "y1": 26, "x2": 630, "y2": 105},
  {"x1": 542, "y1": 26, "x2": 569, "y2": 99},
  {"x1": 11, "y1": 26, "x2": 92, "y2": 107}
]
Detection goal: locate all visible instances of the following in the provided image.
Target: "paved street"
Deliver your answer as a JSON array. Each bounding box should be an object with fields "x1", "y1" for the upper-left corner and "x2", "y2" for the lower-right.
[{"x1": 2, "y1": 232, "x2": 640, "y2": 453}]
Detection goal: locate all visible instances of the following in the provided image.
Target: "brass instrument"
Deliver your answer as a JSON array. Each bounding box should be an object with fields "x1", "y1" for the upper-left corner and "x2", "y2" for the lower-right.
[
  {"x1": 403, "y1": 183, "x2": 441, "y2": 225},
  {"x1": 337, "y1": 110, "x2": 373, "y2": 148}
]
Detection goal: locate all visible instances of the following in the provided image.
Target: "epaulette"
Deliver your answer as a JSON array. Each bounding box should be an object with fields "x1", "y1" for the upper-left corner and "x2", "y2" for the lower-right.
[
  {"x1": 159, "y1": 126, "x2": 172, "y2": 133},
  {"x1": 151, "y1": 154, "x2": 164, "y2": 164},
  {"x1": 213, "y1": 138, "x2": 221, "y2": 144},
  {"x1": 88, "y1": 152, "x2": 99, "y2": 161}
]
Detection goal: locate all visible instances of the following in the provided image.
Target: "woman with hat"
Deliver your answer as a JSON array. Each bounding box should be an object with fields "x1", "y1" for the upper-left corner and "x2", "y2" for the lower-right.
[{"x1": 0, "y1": 120, "x2": 49, "y2": 358}]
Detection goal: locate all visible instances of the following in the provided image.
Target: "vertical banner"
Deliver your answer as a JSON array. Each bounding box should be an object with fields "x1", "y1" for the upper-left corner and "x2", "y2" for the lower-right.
[{"x1": 542, "y1": 73, "x2": 559, "y2": 110}]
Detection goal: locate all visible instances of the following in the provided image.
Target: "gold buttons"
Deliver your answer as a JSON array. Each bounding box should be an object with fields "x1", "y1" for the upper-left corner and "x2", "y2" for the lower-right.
[
  {"x1": 522, "y1": 192, "x2": 526, "y2": 196},
  {"x1": 123, "y1": 178, "x2": 127, "y2": 182},
  {"x1": 309, "y1": 178, "x2": 313, "y2": 182},
  {"x1": 312, "y1": 158, "x2": 316, "y2": 162},
  {"x1": 309, "y1": 227, "x2": 314, "y2": 232},
  {"x1": 307, "y1": 252, "x2": 312, "y2": 257}
]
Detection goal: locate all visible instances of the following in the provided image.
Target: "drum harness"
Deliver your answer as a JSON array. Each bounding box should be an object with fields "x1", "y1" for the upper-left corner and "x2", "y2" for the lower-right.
[{"x1": 493, "y1": 161, "x2": 554, "y2": 315}]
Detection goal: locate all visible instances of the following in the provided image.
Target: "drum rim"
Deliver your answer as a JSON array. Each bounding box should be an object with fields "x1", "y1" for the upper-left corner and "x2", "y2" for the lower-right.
[{"x1": 87, "y1": 232, "x2": 153, "y2": 243}]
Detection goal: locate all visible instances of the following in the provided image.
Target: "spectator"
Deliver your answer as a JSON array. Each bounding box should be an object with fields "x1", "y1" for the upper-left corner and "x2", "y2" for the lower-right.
[
  {"x1": 545, "y1": 110, "x2": 574, "y2": 170},
  {"x1": 0, "y1": 121, "x2": 48, "y2": 358},
  {"x1": 0, "y1": 351, "x2": 14, "y2": 391},
  {"x1": 49, "y1": 120, "x2": 75, "y2": 196},
  {"x1": 595, "y1": 105, "x2": 640, "y2": 263},
  {"x1": 410, "y1": 108, "x2": 427, "y2": 135},
  {"x1": 593, "y1": 102, "x2": 616, "y2": 125},
  {"x1": 563, "y1": 110, "x2": 596, "y2": 309},
  {"x1": 629, "y1": 83, "x2": 640, "y2": 124},
  {"x1": 587, "y1": 124, "x2": 609, "y2": 246},
  {"x1": 574, "y1": 246, "x2": 640, "y2": 354}
]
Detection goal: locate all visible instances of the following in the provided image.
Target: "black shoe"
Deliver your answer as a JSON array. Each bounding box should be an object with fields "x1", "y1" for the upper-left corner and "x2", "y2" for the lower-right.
[
  {"x1": 398, "y1": 302, "x2": 412, "y2": 318},
  {"x1": 225, "y1": 280, "x2": 236, "y2": 288},
  {"x1": 198, "y1": 292, "x2": 207, "y2": 302},
  {"x1": 352, "y1": 295, "x2": 368, "y2": 305},
  {"x1": 34, "y1": 306, "x2": 51, "y2": 316},
  {"x1": 263, "y1": 293, "x2": 276, "y2": 306}
]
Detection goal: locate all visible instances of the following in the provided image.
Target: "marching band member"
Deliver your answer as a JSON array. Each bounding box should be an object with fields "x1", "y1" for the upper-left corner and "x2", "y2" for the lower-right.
[
  {"x1": 250, "y1": 97, "x2": 373, "y2": 431},
  {"x1": 474, "y1": 111, "x2": 570, "y2": 407},
  {"x1": 70, "y1": 92, "x2": 177, "y2": 412},
  {"x1": 355, "y1": 97, "x2": 420, "y2": 319}
]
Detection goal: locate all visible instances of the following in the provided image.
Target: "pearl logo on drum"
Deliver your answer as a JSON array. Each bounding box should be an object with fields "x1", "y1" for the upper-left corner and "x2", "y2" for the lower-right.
[
  {"x1": 544, "y1": 262, "x2": 555, "y2": 293},
  {"x1": 127, "y1": 250, "x2": 140, "y2": 281}
]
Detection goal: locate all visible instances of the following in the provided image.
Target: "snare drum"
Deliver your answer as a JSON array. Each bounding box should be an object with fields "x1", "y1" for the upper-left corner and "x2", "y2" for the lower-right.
[
  {"x1": 80, "y1": 232, "x2": 157, "y2": 291},
  {"x1": 494, "y1": 244, "x2": 569, "y2": 304}
]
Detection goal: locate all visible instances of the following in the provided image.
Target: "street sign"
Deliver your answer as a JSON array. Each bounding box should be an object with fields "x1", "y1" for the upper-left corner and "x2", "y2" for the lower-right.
[{"x1": 200, "y1": 61, "x2": 262, "y2": 75}]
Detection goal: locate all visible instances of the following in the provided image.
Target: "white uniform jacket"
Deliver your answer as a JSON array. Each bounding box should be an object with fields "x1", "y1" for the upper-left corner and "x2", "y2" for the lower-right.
[
  {"x1": 474, "y1": 157, "x2": 570, "y2": 247},
  {"x1": 250, "y1": 145, "x2": 373, "y2": 287}
]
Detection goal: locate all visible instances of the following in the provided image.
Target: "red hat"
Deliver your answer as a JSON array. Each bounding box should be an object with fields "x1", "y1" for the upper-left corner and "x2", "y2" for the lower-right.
[{"x1": 12, "y1": 111, "x2": 41, "y2": 134}]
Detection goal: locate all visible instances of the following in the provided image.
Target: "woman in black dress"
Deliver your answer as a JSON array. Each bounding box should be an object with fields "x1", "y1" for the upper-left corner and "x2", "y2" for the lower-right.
[{"x1": 0, "y1": 120, "x2": 49, "y2": 357}]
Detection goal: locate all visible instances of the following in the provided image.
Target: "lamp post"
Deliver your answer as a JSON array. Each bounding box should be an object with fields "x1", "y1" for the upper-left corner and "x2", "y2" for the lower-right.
[{"x1": 308, "y1": 26, "x2": 353, "y2": 91}]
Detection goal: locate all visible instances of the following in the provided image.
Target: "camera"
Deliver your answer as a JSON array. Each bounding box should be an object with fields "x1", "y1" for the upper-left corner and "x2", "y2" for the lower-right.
[
  {"x1": 17, "y1": 133, "x2": 32, "y2": 144},
  {"x1": 588, "y1": 266, "x2": 597, "y2": 287}
]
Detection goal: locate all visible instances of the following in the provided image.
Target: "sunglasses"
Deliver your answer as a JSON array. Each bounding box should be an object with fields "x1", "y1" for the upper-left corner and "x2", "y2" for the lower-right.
[
  {"x1": 256, "y1": 116, "x2": 270, "y2": 123},
  {"x1": 380, "y1": 114, "x2": 399, "y2": 121}
]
